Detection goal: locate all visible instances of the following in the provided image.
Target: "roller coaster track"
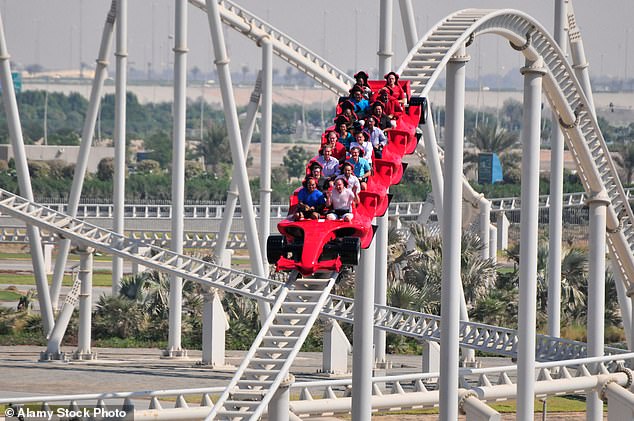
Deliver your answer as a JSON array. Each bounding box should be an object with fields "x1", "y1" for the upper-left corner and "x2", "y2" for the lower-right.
[
  {"x1": 188, "y1": 0, "x2": 353, "y2": 96},
  {"x1": 397, "y1": 9, "x2": 634, "y2": 291},
  {"x1": 0, "y1": 188, "x2": 624, "y2": 362},
  {"x1": 6, "y1": 6, "x2": 633, "y2": 415},
  {"x1": 3, "y1": 353, "x2": 633, "y2": 418}
]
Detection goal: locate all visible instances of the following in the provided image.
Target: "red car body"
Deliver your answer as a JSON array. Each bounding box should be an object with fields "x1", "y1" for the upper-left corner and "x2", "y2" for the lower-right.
[{"x1": 272, "y1": 80, "x2": 425, "y2": 276}]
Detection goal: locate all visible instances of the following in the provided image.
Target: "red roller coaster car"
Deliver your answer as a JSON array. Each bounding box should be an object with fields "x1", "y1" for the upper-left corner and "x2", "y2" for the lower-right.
[{"x1": 267, "y1": 79, "x2": 427, "y2": 276}]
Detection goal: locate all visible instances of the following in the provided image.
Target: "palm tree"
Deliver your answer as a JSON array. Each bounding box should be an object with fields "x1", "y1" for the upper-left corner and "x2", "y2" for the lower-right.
[
  {"x1": 386, "y1": 224, "x2": 496, "y2": 315},
  {"x1": 499, "y1": 241, "x2": 589, "y2": 328},
  {"x1": 464, "y1": 123, "x2": 520, "y2": 178},
  {"x1": 93, "y1": 294, "x2": 146, "y2": 338}
]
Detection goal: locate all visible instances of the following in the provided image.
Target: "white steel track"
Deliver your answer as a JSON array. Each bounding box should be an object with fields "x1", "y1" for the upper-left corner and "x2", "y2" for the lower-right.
[
  {"x1": 188, "y1": 0, "x2": 352, "y2": 96},
  {"x1": 0, "y1": 188, "x2": 623, "y2": 364},
  {"x1": 397, "y1": 8, "x2": 634, "y2": 292},
  {"x1": 3, "y1": 353, "x2": 633, "y2": 419}
]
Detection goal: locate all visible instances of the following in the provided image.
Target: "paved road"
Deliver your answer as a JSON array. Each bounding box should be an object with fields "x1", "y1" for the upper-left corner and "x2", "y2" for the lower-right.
[{"x1": 0, "y1": 346, "x2": 455, "y2": 420}]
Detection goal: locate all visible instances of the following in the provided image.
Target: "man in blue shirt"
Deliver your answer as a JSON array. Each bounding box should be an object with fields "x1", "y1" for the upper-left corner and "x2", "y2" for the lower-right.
[
  {"x1": 346, "y1": 146, "x2": 371, "y2": 191},
  {"x1": 295, "y1": 176, "x2": 326, "y2": 220},
  {"x1": 349, "y1": 85, "x2": 370, "y2": 119}
]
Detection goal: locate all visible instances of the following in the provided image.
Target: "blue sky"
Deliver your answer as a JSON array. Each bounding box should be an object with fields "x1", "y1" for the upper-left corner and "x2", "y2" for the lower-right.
[{"x1": 1, "y1": 0, "x2": 632, "y2": 80}]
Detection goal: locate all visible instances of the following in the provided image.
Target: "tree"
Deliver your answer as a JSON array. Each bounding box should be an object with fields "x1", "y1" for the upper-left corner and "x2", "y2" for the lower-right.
[
  {"x1": 196, "y1": 122, "x2": 232, "y2": 177},
  {"x1": 465, "y1": 123, "x2": 520, "y2": 179},
  {"x1": 136, "y1": 159, "x2": 161, "y2": 174},
  {"x1": 386, "y1": 223, "x2": 497, "y2": 316},
  {"x1": 144, "y1": 130, "x2": 172, "y2": 168},
  {"x1": 97, "y1": 157, "x2": 115, "y2": 181},
  {"x1": 613, "y1": 142, "x2": 634, "y2": 186},
  {"x1": 282, "y1": 145, "x2": 311, "y2": 181}
]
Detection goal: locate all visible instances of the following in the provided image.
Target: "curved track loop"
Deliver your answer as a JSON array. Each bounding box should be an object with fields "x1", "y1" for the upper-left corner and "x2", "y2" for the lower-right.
[
  {"x1": 397, "y1": 9, "x2": 634, "y2": 290},
  {"x1": 188, "y1": 0, "x2": 352, "y2": 95}
]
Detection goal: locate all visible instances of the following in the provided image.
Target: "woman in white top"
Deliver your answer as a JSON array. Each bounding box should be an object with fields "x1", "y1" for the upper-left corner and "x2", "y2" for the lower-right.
[
  {"x1": 326, "y1": 178, "x2": 359, "y2": 222},
  {"x1": 336, "y1": 162, "x2": 361, "y2": 196}
]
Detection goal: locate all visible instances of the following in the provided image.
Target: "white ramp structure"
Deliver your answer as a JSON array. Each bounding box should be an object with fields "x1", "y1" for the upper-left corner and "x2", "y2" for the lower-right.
[{"x1": 2, "y1": 1, "x2": 634, "y2": 420}]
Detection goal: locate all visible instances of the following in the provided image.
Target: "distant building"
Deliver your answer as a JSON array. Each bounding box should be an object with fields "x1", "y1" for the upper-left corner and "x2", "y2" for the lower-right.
[{"x1": 0, "y1": 145, "x2": 114, "y2": 173}]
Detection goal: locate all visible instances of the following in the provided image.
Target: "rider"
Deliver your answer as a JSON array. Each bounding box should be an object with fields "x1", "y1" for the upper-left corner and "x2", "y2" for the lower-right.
[{"x1": 294, "y1": 176, "x2": 326, "y2": 220}]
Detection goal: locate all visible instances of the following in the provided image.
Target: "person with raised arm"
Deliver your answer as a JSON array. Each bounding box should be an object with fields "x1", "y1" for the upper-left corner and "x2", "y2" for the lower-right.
[{"x1": 325, "y1": 177, "x2": 359, "y2": 222}]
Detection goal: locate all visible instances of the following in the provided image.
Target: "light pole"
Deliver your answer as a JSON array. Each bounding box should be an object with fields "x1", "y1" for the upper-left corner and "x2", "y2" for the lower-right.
[
  {"x1": 200, "y1": 80, "x2": 214, "y2": 142},
  {"x1": 44, "y1": 76, "x2": 48, "y2": 145}
]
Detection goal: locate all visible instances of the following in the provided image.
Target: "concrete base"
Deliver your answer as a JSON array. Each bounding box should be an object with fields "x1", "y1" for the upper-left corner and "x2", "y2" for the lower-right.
[
  {"x1": 460, "y1": 358, "x2": 482, "y2": 368},
  {"x1": 161, "y1": 349, "x2": 189, "y2": 358},
  {"x1": 195, "y1": 361, "x2": 234, "y2": 370},
  {"x1": 374, "y1": 360, "x2": 393, "y2": 369},
  {"x1": 71, "y1": 352, "x2": 98, "y2": 361},
  {"x1": 39, "y1": 351, "x2": 69, "y2": 362},
  {"x1": 315, "y1": 370, "x2": 353, "y2": 378}
]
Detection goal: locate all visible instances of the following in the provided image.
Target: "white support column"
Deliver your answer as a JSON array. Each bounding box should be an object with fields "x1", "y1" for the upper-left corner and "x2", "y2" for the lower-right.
[
  {"x1": 323, "y1": 319, "x2": 351, "y2": 374},
  {"x1": 421, "y1": 113, "x2": 444, "y2": 218},
  {"x1": 460, "y1": 393, "x2": 501, "y2": 421},
  {"x1": 613, "y1": 267, "x2": 633, "y2": 348},
  {"x1": 547, "y1": 0, "x2": 567, "y2": 340},
  {"x1": 205, "y1": 0, "x2": 265, "y2": 281},
  {"x1": 496, "y1": 211, "x2": 509, "y2": 251},
  {"x1": 351, "y1": 241, "x2": 377, "y2": 421},
  {"x1": 374, "y1": 213, "x2": 388, "y2": 368},
  {"x1": 43, "y1": 264, "x2": 84, "y2": 360},
  {"x1": 0, "y1": 9, "x2": 54, "y2": 335},
  {"x1": 201, "y1": 289, "x2": 229, "y2": 367},
  {"x1": 586, "y1": 191, "x2": 609, "y2": 421},
  {"x1": 112, "y1": 0, "x2": 127, "y2": 295},
  {"x1": 212, "y1": 73, "x2": 262, "y2": 263},
  {"x1": 606, "y1": 382, "x2": 634, "y2": 421},
  {"x1": 439, "y1": 45, "x2": 469, "y2": 421},
  {"x1": 259, "y1": 38, "x2": 273, "y2": 270},
  {"x1": 268, "y1": 375, "x2": 294, "y2": 421},
  {"x1": 397, "y1": 0, "x2": 418, "y2": 52},
  {"x1": 165, "y1": 0, "x2": 188, "y2": 358},
  {"x1": 43, "y1": 243, "x2": 54, "y2": 275},
  {"x1": 479, "y1": 198, "x2": 491, "y2": 260},
  {"x1": 378, "y1": 0, "x2": 393, "y2": 76},
  {"x1": 375, "y1": 0, "x2": 394, "y2": 369},
  {"x1": 516, "y1": 57, "x2": 546, "y2": 421},
  {"x1": 51, "y1": 0, "x2": 116, "y2": 309},
  {"x1": 421, "y1": 340, "x2": 440, "y2": 374},
  {"x1": 489, "y1": 226, "x2": 498, "y2": 262},
  {"x1": 421, "y1": 109, "x2": 477, "y2": 366},
  {"x1": 202, "y1": 248, "x2": 231, "y2": 366},
  {"x1": 74, "y1": 247, "x2": 95, "y2": 360}
]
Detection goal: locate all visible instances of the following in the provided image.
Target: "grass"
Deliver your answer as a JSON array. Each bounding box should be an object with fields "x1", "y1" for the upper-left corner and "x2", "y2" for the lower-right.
[
  {"x1": 0, "y1": 290, "x2": 22, "y2": 301},
  {"x1": 0, "y1": 252, "x2": 113, "y2": 261},
  {"x1": 370, "y1": 396, "x2": 594, "y2": 416},
  {"x1": 0, "y1": 272, "x2": 114, "y2": 287}
]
